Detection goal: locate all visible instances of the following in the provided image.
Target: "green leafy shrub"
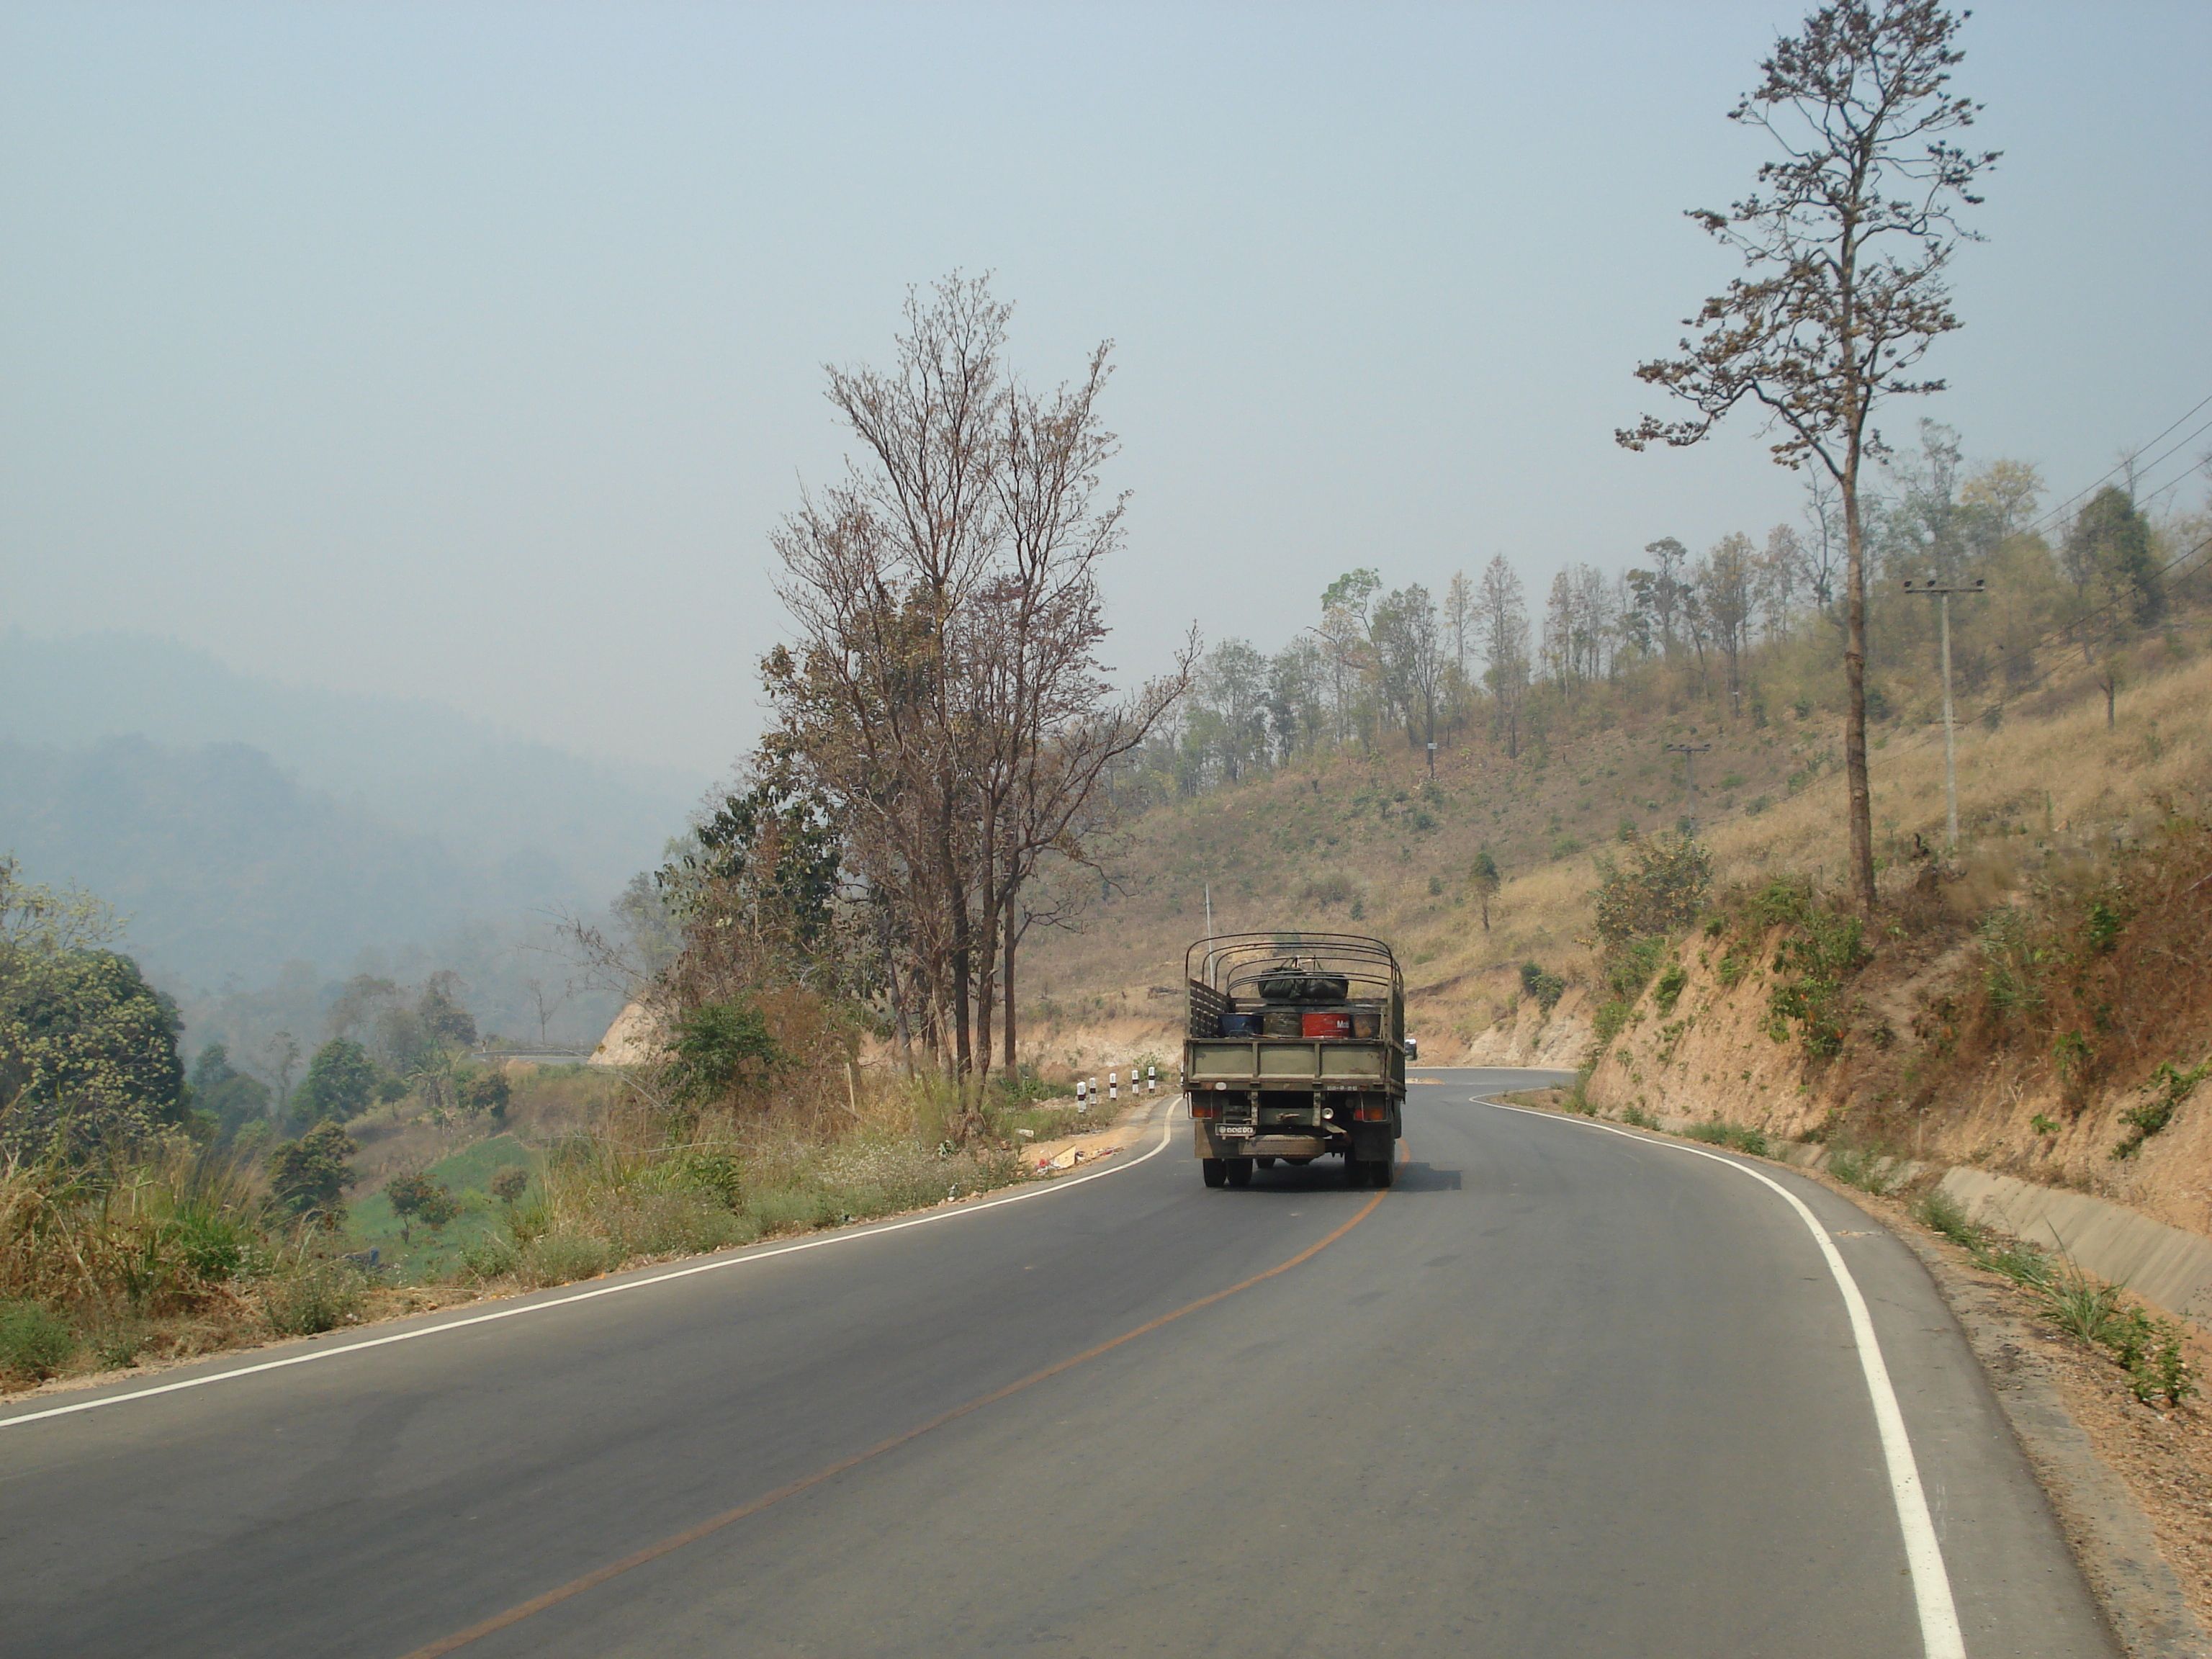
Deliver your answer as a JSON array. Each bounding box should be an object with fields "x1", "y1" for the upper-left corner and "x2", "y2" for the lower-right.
[
  {"x1": 384, "y1": 1171, "x2": 462, "y2": 1241},
  {"x1": 0, "y1": 1300, "x2": 75, "y2": 1380},
  {"x1": 1619, "y1": 1104, "x2": 1658, "y2": 1129},
  {"x1": 1519, "y1": 961, "x2": 1566, "y2": 1014},
  {"x1": 1300, "y1": 872, "x2": 1354, "y2": 907},
  {"x1": 664, "y1": 999, "x2": 786, "y2": 1106},
  {"x1": 1763, "y1": 904, "x2": 1869, "y2": 1060},
  {"x1": 1652, "y1": 964, "x2": 1688, "y2": 1016},
  {"x1": 1593, "y1": 832, "x2": 1714, "y2": 950},
  {"x1": 2107, "y1": 1306, "x2": 2197, "y2": 1406},
  {"x1": 459, "y1": 1070, "x2": 512, "y2": 1123},
  {"x1": 2112, "y1": 1057, "x2": 2208, "y2": 1159},
  {"x1": 1604, "y1": 936, "x2": 1668, "y2": 1004},
  {"x1": 748, "y1": 1187, "x2": 845, "y2": 1235},
  {"x1": 266, "y1": 1121, "x2": 359, "y2": 1223},
  {"x1": 624, "y1": 1194, "x2": 754, "y2": 1259}
]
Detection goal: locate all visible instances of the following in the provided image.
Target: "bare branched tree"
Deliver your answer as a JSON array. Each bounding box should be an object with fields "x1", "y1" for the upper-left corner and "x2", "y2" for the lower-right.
[
  {"x1": 763, "y1": 274, "x2": 1193, "y2": 1105},
  {"x1": 1617, "y1": 0, "x2": 1997, "y2": 909}
]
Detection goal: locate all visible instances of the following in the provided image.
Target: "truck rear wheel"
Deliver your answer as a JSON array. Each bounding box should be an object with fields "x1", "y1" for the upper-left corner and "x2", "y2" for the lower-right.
[
  {"x1": 1255, "y1": 1156, "x2": 1277, "y2": 1169},
  {"x1": 1202, "y1": 1158, "x2": 1228, "y2": 1188},
  {"x1": 1226, "y1": 1159, "x2": 1254, "y2": 1188}
]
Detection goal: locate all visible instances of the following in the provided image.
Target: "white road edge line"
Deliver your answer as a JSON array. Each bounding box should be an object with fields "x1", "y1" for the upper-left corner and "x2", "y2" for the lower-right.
[
  {"x1": 1482, "y1": 1097, "x2": 1966, "y2": 1659},
  {"x1": 0, "y1": 1100, "x2": 1184, "y2": 1433}
]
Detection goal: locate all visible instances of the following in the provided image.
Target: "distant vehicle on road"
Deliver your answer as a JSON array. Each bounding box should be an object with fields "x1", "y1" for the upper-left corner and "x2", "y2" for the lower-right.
[{"x1": 1181, "y1": 932, "x2": 1406, "y2": 1188}]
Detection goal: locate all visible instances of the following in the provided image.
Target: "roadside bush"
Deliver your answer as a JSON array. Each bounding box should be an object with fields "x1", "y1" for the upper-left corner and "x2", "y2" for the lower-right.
[
  {"x1": 1603, "y1": 937, "x2": 1668, "y2": 1004},
  {"x1": 1825, "y1": 1147, "x2": 1896, "y2": 1195},
  {"x1": 1912, "y1": 1188, "x2": 1978, "y2": 1247},
  {"x1": 623, "y1": 1192, "x2": 754, "y2": 1259},
  {"x1": 2112, "y1": 1057, "x2": 2209, "y2": 1159},
  {"x1": 663, "y1": 999, "x2": 786, "y2": 1107},
  {"x1": 266, "y1": 1121, "x2": 359, "y2": 1224},
  {"x1": 1592, "y1": 832, "x2": 1712, "y2": 950},
  {"x1": 462, "y1": 1235, "x2": 521, "y2": 1279},
  {"x1": 2108, "y1": 1305, "x2": 2198, "y2": 1407},
  {"x1": 1682, "y1": 1120, "x2": 1768, "y2": 1157},
  {"x1": 1977, "y1": 906, "x2": 2046, "y2": 1020},
  {"x1": 514, "y1": 1232, "x2": 624, "y2": 1290},
  {"x1": 1762, "y1": 900, "x2": 1869, "y2": 1061},
  {"x1": 1519, "y1": 961, "x2": 1566, "y2": 1014},
  {"x1": 261, "y1": 1261, "x2": 366, "y2": 1336},
  {"x1": 1975, "y1": 1237, "x2": 2054, "y2": 1290},
  {"x1": 0, "y1": 1299, "x2": 75, "y2": 1380}
]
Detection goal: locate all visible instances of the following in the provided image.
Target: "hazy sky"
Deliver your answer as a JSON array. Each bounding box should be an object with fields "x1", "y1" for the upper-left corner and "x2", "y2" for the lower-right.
[{"x1": 6, "y1": 1, "x2": 2208, "y2": 778}]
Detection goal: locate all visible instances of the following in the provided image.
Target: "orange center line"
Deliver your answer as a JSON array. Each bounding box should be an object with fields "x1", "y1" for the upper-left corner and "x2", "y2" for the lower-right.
[{"x1": 397, "y1": 1162, "x2": 1399, "y2": 1658}]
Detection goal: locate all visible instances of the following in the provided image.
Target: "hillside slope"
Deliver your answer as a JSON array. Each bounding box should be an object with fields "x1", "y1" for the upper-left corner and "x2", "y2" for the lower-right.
[{"x1": 1021, "y1": 620, "x2": 2211, "y2": 1071}]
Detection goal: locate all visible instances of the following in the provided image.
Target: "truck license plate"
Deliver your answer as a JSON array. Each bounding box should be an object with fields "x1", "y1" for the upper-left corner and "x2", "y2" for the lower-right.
[{"x1": 1218, "y1": 1124, "x2": 1254, "y2": 1137}]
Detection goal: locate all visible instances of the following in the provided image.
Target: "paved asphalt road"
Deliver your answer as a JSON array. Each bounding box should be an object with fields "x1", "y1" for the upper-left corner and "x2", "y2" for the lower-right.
[{"x1": 1, "y1": 1069, "x2": 2116, "y2": 1658}]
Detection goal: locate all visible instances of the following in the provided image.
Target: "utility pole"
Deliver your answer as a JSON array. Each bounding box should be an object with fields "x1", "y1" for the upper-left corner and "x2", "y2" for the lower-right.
[
  {"x1": 1902, "y1": 577, "x2": 1987, "y2": 850},
  {"x1": 1425, "y1": 740, "x2": 1437, "y2": 780},
  {"x1": 1663, "y1": 742, "x2": 1712, "y2": 834},
  {"x1": 1204, "y1": 884, "x2": 1213, "y2": 938}
]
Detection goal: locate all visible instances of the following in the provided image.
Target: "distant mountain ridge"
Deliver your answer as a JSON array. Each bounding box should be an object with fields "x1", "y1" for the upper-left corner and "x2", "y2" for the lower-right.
[
  {"x1": 0, "y1": 629, "x2": 705, "y2": 904},
  {"x1": 0, "y1": 734, "x2": 500, "y2": 984}
]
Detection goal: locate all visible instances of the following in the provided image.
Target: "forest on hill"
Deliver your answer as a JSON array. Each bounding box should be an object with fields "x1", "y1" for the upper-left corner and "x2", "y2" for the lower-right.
[{"x1": 1133, "y1": 422, "x2": 2193, "y2": 810}]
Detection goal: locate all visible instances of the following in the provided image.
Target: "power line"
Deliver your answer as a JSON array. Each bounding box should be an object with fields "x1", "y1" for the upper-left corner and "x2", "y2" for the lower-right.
[
  {"x1": 1678, "y1": 525, "x2": 2212, "y2": 846},
  {"x1": 2019, "y1": 392, "x2": 2212, "y2": 541}
]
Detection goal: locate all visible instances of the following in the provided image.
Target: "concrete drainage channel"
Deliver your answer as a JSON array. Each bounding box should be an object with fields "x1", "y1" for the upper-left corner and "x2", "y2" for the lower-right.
[{"x1": 1483, "y1": 1094, "x2": 2212, "y2": 1659}]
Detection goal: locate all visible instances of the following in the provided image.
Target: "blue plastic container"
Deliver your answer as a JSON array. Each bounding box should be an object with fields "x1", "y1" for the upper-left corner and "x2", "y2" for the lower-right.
[{"x1": 1218, "y1": 1012, "x2": 1263, "y2": 1037}]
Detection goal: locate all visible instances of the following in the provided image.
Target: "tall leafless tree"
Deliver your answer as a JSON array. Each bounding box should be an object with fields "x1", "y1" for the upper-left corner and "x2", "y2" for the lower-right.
[
  {"x1": 1619, "y1": 0, "x2": 1996, "y2": 910},
  {"x1": 1474, "y1": 555, "x2": 1530, "y2": 757},
  {"x1": 763, "y1": 275, "x2": 1192, "y2": 1099}
]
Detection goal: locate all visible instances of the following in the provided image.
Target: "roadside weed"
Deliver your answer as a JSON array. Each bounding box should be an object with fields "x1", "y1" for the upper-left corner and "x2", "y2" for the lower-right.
[
  {"x1": 0, "y1": 1300, "x2": 75, "y2": 1380},
  {"x1": 1912, "y1": 1188, "x2": 1978, "y2": 1248},
  {"x1": 1825, "y1": 1147, "x2": 1896, "y2": 1195},
  {"x1": 1682, "y1": 1120, "x2": 1768, "y2": 1157},
  {"x1": 261, "y1": 1261, "x2": 367, "y2": 1336}
]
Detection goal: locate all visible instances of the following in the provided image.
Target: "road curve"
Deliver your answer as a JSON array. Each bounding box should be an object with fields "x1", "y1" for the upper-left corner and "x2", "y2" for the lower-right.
[{"x1": 0, "y1": 1069, "x2": 2115, "y2": 1658}]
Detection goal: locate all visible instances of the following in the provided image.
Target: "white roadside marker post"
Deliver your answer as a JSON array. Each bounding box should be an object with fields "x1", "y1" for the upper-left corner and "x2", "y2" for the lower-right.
[
  {"x1": 1109, "y1": 1070, "x2": 1118, "y2": 1104},
  {"x1": 1076, "y1": 1078, "x2": 1087, "y2": 1115}
]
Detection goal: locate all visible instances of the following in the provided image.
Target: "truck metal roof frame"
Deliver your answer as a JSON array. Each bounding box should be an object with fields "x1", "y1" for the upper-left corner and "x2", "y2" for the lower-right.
[{"x1": 1184, "y1": 931, "x2": 1403, "y2": 999}]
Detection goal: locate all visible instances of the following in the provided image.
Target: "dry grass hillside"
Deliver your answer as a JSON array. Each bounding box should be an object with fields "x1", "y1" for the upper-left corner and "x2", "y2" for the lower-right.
[{"x1": 1022, "y1": 617, "x2": 2212, "y2": 1067}]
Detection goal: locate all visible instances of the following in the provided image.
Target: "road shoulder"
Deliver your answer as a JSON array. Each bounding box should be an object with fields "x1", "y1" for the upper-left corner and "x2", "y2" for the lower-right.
[{"x1": 1492, "y1": 1087, "x2": 2211, "y2": 1658}]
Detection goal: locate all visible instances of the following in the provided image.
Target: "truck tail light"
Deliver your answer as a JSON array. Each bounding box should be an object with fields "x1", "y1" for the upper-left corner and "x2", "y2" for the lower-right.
[
  {"x1": 1353, "y1": 1100, "x2": 1389, "y2": 1123},
  {"x1": 1190, "y1": 1097, "x2": 1218, "y2": 1118}
]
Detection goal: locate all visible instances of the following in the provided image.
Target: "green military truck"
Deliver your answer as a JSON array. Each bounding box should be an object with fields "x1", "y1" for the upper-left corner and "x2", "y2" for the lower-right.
[{"x1": 1182, "y1": 932, "x2": 1406, "y2": 1189}]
